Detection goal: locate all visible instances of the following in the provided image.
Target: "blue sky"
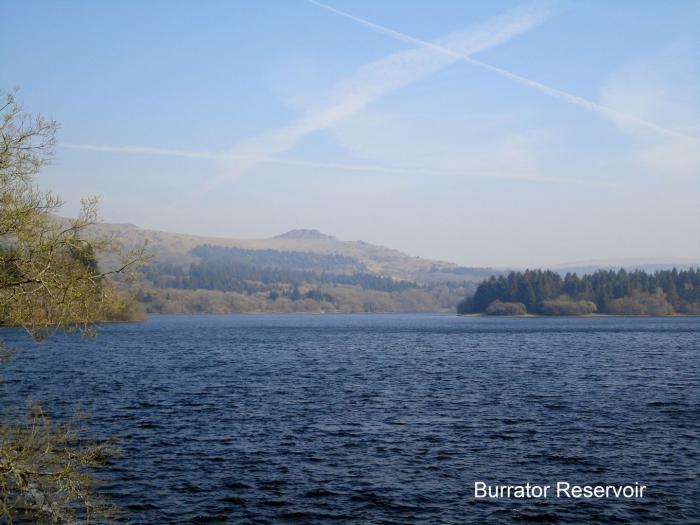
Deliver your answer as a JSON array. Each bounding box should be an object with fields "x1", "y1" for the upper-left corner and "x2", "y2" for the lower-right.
[{"x1": 2, "y1": 0, "x2": 699, "y2": 266}]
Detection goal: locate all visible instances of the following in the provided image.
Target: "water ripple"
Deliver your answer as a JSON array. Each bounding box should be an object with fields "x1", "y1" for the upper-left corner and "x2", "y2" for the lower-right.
[{"x1": 1, "y1": 314, "x2": 698, "y2": 524}]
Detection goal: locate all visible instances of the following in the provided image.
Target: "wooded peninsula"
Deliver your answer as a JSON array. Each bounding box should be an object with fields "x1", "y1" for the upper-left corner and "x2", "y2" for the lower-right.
[{"x1": 458, "y1": 268, "x2": 700, "y2": 316}]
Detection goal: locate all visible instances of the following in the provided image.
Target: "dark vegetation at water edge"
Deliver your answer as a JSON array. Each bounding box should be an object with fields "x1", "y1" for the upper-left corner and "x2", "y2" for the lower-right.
[
  {"x1": 133, "y1": 245, "x2": 474, "y2": 314},
  {"x1": 458, "y1": 268, "x2": 700, "y2": 316},
  {"x1": 1, "y1": 89, "x2": 144, "y2": 522}
]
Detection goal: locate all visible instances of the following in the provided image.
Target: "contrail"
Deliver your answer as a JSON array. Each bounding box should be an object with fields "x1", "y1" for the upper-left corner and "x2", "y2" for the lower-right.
[
  {"x1": 308, "y1": 0, "x2": 697, "y2": 142},
  {"x1": 203, "y1": 2, "x2": 552, "y2": 190},
  {"x1": 61, "y1": 143, "x2": 224, "y2": 160},
  {"x1": 59, "y1": 143, "x2": 610, "y2": 186},
  {"x1": 60, "y1": 6, "x2": 555, "y2": 194}
]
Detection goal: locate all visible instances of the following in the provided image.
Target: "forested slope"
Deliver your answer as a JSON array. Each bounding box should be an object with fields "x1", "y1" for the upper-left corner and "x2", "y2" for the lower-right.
[{"x1": 458, "y1": 268, "x2": 700, "y2": 315}]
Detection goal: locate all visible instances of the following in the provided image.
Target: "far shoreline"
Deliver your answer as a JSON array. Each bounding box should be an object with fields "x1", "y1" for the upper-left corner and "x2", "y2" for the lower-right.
[
  {"x1": 108, "y1": 311, "x2": 700, "y2": 320},
  {"x1": 458, "y1": 313, "x2": 700, "y2": 318}
]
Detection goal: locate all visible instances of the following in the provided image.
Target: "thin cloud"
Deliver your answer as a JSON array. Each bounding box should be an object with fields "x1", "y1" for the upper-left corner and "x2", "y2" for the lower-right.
[
  {"x1": 60, "y1": 5, "x2": 554, "y2": 192},
  {"x1": 202, "y1": 2, "x2": 552, "y2": 190},
  {"x1": 61, "y1": 143, "x2": 224, "y2": 160},
  {"x1": 600, "y1": 41, "x2": 700, "y2": 179},
  {"x1": 59, "y1": 142, "x2": 611, "y2": 186},
  {"x1": 309, "y1": 0, "x2": 698, "y2": 142}
]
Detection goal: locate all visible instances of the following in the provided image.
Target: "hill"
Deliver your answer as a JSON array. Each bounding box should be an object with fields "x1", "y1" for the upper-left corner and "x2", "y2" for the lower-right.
[
  {"x1": 90, "y1": 223, "x2": 494, "y2": 284},
  {"x1": 87, "y1": 223, "x2": 495, "y2": 314}
]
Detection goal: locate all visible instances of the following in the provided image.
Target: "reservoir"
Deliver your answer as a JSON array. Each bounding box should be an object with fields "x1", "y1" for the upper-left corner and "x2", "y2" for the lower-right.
[{"x1": 1, "y1": 314, "x2": 698, "y2": 523}]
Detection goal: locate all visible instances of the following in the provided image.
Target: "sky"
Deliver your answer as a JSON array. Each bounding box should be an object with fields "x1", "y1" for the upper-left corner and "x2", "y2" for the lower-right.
[{"x1": 2, "y1": 0, "x2": 699, "y2": 267}]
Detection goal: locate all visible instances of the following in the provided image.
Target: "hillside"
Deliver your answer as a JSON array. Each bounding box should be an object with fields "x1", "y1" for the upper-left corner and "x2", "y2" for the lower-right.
[
  {"x1": 86, "y1": 223, "x2": 495, "y2": 314},
  {"x1": 90, "y1": 223, "x2": 494, "y2": 284}
]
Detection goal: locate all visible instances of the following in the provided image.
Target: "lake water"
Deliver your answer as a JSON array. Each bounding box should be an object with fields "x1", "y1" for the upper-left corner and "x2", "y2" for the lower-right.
[{"x1": 1, "y1": 314, "x2": 699, "y2": 524}]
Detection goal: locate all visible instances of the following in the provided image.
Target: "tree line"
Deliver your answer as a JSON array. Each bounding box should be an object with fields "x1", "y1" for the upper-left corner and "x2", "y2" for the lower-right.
[
  {"x1": 134, "y1": 248, "x2": 478, "y2": 315},
  {"x1": 458, "y1": 268, "x2": 700, "y2": 315},
  {"x1": 141, "y1": 258, "x2": 419, "y2": 294},
  {"x1": 191, "y1": 245, "x2": 365, "y2": 272}
]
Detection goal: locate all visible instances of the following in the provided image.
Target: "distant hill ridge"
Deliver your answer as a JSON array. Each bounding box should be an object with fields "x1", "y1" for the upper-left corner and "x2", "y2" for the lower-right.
[
  {"x1": 87, "y1": 222, "x2": 492, "y2": 284},
  {"x1": 84, "y1": 221, "x2": 694, "y2": 282}
]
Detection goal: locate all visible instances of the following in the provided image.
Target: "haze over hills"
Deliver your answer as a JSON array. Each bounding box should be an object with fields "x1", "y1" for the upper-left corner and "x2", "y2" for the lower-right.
[
  {"x1": 92, "y1": 222, "x2": 696, "y2": 277},
  {"x1": 91, "y1": 223, "x2": 496, "y2": 284},
  {"x1": 83, "y1": 222, "x2": 495, "y2": 314},
  {"x1": 86, "y1": 221, "x2": 699, "y2": 316},
  {"x1": 549, "y1": 259, "x2": 700, "y2": 275}
]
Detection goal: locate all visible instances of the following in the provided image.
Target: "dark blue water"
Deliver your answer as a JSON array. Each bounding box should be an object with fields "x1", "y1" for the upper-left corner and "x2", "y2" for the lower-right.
[{"x1": 1, "y1": 314, "x2": 699, "y2": 524}]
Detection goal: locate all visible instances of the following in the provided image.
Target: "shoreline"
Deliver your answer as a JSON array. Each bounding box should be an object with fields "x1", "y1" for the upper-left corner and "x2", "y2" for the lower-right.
[
  {"x1": 135, "y1": 311, "x2": 700, "y2": 318},
  {"x1": 458, "y1": 313, "x2": 700, "y2": 318},
  {"x1": 6, "y1": 312, "x2": 694, "y2": 328}
]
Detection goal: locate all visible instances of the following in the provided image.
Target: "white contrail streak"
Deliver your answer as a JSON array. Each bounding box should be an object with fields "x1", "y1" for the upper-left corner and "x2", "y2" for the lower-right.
[
  {"x1": 61, "y1": 143, "x2": 224, "y2": 160},
  {"x1": 202, "y1": 2, "x2": 551, "y2": 189},
  {"x1": 59, "y1": 142, "x2": 612, "y2": 186},
  {"x1": 308, "y1": 0, "x2": 697, "y2": 142},
  {"x1": 60, "y1": 6, "x2": 556, "y2": 194}
]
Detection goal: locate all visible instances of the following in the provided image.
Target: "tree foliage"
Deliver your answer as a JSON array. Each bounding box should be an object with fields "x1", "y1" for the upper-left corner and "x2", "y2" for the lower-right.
[
  {"x1": 458, "y1": 268, "x2": 700, "y2": 315},
  {"x1": 1, "y1": 91, "x2": 144, "y2": 336},
  {"x1": 134, "y1": 247, "x2": 476, "y2": 314},
  {"x1": 190, "y1": 244, "x2": 364, "y2": 272},
  {"x1": 1, "y1": 89, "x2": 143, "y2": 523},
  {"x1": 1, "y1": 406, "x2": 118, "y2": 523},
  {"x1": 484, "y1": 300, "x2": 527, "y2": 316},
  {"x1": 140, "y1": 246, "x2": 420, "y2": 295}
]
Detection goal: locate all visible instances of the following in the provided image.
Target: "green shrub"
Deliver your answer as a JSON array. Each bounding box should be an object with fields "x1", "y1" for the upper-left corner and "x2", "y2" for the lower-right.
[
  {"x1": 607, "y1": 291, "x2": 674, "y2": 315},
  {"x1": 485, "y1": 300, "x2": 527, "y2": 315},
  {"x1": 541, "y1": 296, "x2": 597, "y2": 315}
]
